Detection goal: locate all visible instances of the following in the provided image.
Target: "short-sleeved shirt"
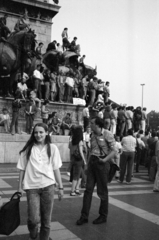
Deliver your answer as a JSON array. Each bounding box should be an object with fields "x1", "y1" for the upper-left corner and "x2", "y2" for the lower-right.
[
  {"x1": 121, "y1": 136, "x2": 136, "y2": 152},
  {"x1": 17, "y1": 82, "x2": 27, "y2": 91},
  {"x1": 90, "y1": 129, "x2": 115, "y2": 157},
  {"x1": 17, "y1": 144, "x2": 62, "y2": 190}
]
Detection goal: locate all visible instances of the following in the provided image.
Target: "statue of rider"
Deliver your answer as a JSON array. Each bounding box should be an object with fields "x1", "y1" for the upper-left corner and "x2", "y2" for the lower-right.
[
  {"x1": 14, "y1": 12, "x2": 30, "y2": 32},
  {"x1": 0, "y1": 14, "x2": 11, "y2": 39}
]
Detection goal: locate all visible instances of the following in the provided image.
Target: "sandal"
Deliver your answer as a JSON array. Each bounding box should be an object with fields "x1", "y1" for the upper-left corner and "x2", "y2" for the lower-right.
[
  {"x1": 75, "y1": 189, "x2": 82, "y2": 195},
  {"x1": 70, "y1": 191, "x2": 77, "y2": 196}
]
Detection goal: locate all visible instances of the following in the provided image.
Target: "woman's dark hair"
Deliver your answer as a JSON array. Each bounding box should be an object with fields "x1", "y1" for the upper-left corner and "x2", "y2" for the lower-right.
[
  {"x1": 93, "y1": 117, "x2": 104, "y2": 129},
  {"x1": 127, "y1": 128, "x2": 133, "y2": 136},
  {"x1": 19, "y1": 123, "x2": 51, "y2": 160},
  {"x1": 72, "y1": 126, "x2": 83, "y2": 145}
]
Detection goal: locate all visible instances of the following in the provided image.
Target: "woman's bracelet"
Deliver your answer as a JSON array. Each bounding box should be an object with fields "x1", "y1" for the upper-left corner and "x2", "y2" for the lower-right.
[{"x1": 59, "y1": 187, "x2": 64, "y2": 190}]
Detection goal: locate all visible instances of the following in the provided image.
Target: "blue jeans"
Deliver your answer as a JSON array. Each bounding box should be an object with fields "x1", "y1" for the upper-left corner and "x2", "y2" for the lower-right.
[
  {"x1": 119, "y1": 152, "x2": 135, "y2": 182},
  {"x1": 26, "y1": 184, "x2": 55, "y2": 240},
  {"x1": 81, "y1": 155, "x2": 110, "y2": 219}
]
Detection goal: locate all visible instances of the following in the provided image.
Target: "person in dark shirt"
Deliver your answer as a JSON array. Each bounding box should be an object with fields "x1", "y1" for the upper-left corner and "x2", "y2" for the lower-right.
[
  {"x1": 46, "y1": 40, "x2": 57, "y2": 52},
  {"x1": 10, "y1": 96, "x2": 22, "y2": 135}
]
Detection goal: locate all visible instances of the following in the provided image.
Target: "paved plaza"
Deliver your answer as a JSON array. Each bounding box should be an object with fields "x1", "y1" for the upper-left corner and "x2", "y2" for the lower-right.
[{"x1": 0, "y1": 168, "x2": 159, "y2": 240}]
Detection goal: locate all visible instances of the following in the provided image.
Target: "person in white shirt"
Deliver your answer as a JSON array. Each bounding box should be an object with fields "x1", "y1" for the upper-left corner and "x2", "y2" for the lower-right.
[
  {"x1": 114, "y1": 136, "x2": 122, "y2": 178},
  {"x1": 0, "y1": 108, "x2": 10, "y2": 133},
  {"x1": 17, "y1": 123, "x2": 63, "y2": 240},
  {"x1": 118, "y1": 129, "x2": 136, "y2": 184},
  {"x1": 16, "y1": 76, "x2": 28, "y2": 100},
  {"x1": 33, "y1": 64, "x2": 43, "y2": 99}
]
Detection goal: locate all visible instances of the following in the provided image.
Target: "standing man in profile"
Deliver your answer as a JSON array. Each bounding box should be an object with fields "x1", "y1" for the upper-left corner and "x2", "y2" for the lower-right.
[{"x1": 76, "y1": 117, "x2": 116, "y2": 225}]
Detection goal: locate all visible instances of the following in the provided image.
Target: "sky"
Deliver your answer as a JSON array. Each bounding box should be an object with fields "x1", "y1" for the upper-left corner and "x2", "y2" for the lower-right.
[{"x1": 50, "y1": 0, "x2": 159, "y2": 112}]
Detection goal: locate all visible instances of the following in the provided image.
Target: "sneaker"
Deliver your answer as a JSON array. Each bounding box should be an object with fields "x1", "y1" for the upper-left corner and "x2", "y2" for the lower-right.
[
  {"x1": 75, "y1": 190, "x2": 82, "y2": 195},
  {"x1": 70, "y1": 191, "x2": 77, "y2": 196},
  {"x1": 76, "y1": 216, "x2": 88, "y2": 225},
  {"x1": 117, "y1": 180, "x2": 123, "y2": 183},
  {"x1": 125, "y1": 181, "x2": 131, "y2": 184}
]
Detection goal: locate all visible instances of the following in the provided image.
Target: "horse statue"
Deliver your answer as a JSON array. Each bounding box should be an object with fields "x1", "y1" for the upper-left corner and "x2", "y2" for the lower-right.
[
  {"x1": 0, "y1": 29, "x2": 36, "y2": 87},
  {"x1": 78, "y1": 64, "x2": 97, "y2": 79},
  {"x1": 42, "y1": 50, "x2": 79, "y2": 73}
]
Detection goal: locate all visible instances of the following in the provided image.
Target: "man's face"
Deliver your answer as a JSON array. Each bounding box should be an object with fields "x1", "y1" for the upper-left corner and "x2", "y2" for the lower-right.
[{"x1": 90, "y1": 119, "x2": 97, "y2": 133}]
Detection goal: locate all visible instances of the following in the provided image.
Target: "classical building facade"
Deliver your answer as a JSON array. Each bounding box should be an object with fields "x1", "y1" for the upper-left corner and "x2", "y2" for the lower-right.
[{"x1": 0, "y1": 0, "x2": 60, "y2": 51}]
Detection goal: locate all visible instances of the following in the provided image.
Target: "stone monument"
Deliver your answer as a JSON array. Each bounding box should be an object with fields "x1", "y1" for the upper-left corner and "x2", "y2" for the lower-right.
[{"x1": 0, "y1": 0, "x2": 60, "y2": 51}]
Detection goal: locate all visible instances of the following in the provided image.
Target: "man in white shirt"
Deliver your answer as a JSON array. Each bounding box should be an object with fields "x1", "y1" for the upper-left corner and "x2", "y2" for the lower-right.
[
  {"x1": 33, "y1": 64, "x2": 43, "y2": 99},
  {"x1": 16, "y1": 76, "x2": 28, "y2": 100},
  {"x1": 118, "y1": 129, "x2": 136, "y2": 184}
]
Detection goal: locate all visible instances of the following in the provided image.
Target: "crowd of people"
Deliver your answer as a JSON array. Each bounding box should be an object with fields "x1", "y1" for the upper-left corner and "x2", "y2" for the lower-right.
[{"x1": 0, "y1": 14, "x2": 159, "y2": 240}]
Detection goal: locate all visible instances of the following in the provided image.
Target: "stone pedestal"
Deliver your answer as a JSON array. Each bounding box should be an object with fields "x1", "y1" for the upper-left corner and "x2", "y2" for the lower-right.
[{"x1": 0, "y1": 0, "x2": 60, "y2": 51}]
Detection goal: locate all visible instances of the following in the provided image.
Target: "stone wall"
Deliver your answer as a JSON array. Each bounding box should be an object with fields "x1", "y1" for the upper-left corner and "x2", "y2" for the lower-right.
[
  {"x1": 0, "y1": 97, "x2": 84, "y2": 133},
  {"x1": 0, "y1": 133, "x2": 70, "y2": 163}
]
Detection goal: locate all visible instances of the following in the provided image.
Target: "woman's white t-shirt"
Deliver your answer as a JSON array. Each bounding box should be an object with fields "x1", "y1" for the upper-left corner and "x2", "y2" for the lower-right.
[{"x1": 17, "y1": 144, "x2": 62, "y2": 190}]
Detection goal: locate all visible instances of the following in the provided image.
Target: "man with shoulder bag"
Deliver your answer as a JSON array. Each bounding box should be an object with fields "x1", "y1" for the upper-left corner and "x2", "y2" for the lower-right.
[{"x1": 76, "y1": 117, "x2": 116, "y2": 225}]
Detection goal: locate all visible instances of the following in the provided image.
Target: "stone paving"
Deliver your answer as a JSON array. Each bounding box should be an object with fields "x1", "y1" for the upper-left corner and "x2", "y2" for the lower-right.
[{"x1": 0, "y1": 169, "x2": 159, "y2": 240}]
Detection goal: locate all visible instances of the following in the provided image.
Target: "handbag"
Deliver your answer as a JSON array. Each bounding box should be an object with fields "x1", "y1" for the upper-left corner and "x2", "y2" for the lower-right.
[
  {"x1": 73, "y1": 145, "x2": 82, "y2": 161},
  {"x1": 0, "y1": 192, "x2": 21, "y2": 235},
  {"x1": 95, "y1": 137, "x2": 119, "y2": 182}
]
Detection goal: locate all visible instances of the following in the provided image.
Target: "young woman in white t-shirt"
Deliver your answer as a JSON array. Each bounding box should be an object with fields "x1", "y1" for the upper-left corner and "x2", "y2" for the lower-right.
[{"x1": 17, "y1": 123, "x2": 63, "y2": 240}]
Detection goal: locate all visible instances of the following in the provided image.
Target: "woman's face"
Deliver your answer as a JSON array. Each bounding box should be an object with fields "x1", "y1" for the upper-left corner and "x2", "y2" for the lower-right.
[{"x1": 34, "y1": 126, "x2": 48, "y2": 144}]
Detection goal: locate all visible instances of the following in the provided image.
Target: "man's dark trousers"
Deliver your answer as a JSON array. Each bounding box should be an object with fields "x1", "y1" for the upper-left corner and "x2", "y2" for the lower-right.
[{"x1": 81, "y1": 156, "x2": 110, "y2": 220}]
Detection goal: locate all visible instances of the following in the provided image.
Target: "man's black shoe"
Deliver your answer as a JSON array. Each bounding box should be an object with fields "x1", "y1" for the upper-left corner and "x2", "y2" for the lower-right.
[
  {"x1": 76, "y1": 217, "x2": 88, "y2": 225},
  {"x1": 92, "y1": 216, "x2": 107, "y2": 224}
]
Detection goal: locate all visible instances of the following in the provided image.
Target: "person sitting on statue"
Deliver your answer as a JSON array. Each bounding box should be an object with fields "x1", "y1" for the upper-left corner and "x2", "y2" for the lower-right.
[
  {"x1": 29, "y1": 89, "x2": 41, "y2": 110},
  {"x1": 48, "y1": 112, "x2": 61, "y2": 136},
  {"x1": 70, "y1": 37, "x2": 77, "y2": 52},
  {"x1": 56, "y1": 43, "x2": 63, "y2": 53},
  {"x1": 16, "y1": 74, "x2": 29, "y2": 100},
  {"x1": 35, "y1": 42, "x2": 44, "y2": 59},
  {"x1": 61, "y1": 27, "x2": 70, "y2": 51},
  {"x1": 61, "y1": 113, "x2": 72, "y2": 136},
  {"x1": 14, "y1": 13, "x2": 30, "y2": 32},
  {"x1": 0, "y1": 108, "x2": 10, "y2": 133},
  {"x1": 46, "y1": 40, "x2": 57, "y2": 52},
  {"x1": 0, "y1": 14, "x2": 11, "y2": 39}
]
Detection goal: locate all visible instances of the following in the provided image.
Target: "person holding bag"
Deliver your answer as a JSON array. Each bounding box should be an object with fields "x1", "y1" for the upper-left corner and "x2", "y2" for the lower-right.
[
  {"x1": 17, "y1": 123, "x2": 64, "y2": 240},
  {"x1": 69, "y1": 126, "x2": 87, "y2": 196},
  {"x1": 76, "y1": 117, "x2": 116, "y2": 225}
]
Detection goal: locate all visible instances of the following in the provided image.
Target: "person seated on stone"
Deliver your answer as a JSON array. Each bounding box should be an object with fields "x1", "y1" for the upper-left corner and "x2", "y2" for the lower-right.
[
  {"x1": 14, "y1": 13, "x2": 30, "y2": 32},
  {"x1": 33, "y1": 64, "x2": 43, "y2": 100},
  {"x1": 46, "y1": 40, "x2": 57, "y2": 52},
  {"x1": 61, "y1": 27, "x2": 70, "y2": 51},
  {"x1": 70, "y1": 37, "x2": 78, "y2": 52},
  {"x1": 0, "y1": 108, "x2": 10, "y2": 133},
  {"x1": 92, "y1": 94, "x2": 105, "y2": 112},
  {"x1": 48, "y1": 111, "x2": 61, "y2": 135},
  {"x1": 16, "y1": 73, "x2": 29, "y2": 100},
  {"x1": 0, "y1": 14, "x2": 11, "y2": 39},
  {"x1": 61, "y1": 113, "x2": 72, "y2": 135},
  {"x1": 56, "y1": 43, "x2": 63, "y2": 53},
  {"x1": 29, "y1": 89, "x2": 41, "y2": 110},
  {"x1": 35, "y1": 42, "x2": 44, "y2": 59}
]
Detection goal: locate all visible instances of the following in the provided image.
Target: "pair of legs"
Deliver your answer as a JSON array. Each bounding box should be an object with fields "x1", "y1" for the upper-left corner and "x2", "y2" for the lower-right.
[
  {"x1": 10, "y1": 112, "x2": 20, "y2": 134},
  {"x1": 119, "y1": 151, "x2": 135, "y2": 183},
  {"x1": 79, "y1": 156, "x2": 109, "y2": 220},
  {"x1": 70, "y1": 160, "x2": 83, "y2": 195},
  {"x1": 26, "y1": 184, "x2": 54, "y2": 240}
]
